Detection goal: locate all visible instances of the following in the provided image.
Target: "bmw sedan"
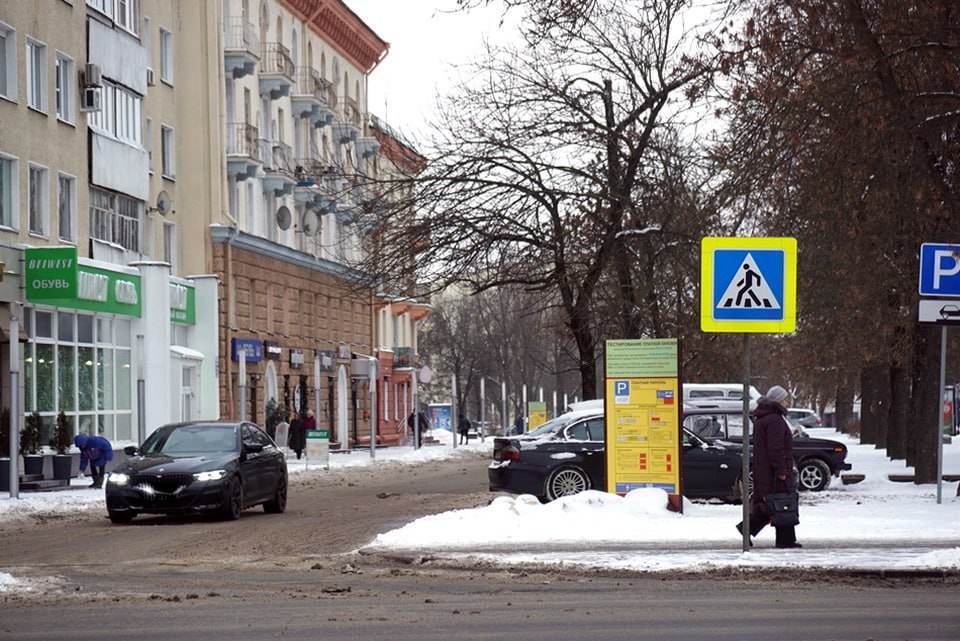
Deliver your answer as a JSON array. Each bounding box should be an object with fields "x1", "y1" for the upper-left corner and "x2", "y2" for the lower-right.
[
  {"x1": 488, "y1": 409, "x2": 744, "y2": 502},
  {"x1": 105, "y1": 421, "x2": 287, "y2": 524}
]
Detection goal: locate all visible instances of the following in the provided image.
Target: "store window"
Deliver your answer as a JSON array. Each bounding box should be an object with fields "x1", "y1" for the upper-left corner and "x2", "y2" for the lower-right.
[{"x1": 23, "y1": 308, "x2": 134, "y2": 445}]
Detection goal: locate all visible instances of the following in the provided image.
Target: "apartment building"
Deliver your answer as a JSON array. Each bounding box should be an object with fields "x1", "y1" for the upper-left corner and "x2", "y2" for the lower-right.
[{"x1": 0, "y1": 0, "x2": 220, "y2": 448}]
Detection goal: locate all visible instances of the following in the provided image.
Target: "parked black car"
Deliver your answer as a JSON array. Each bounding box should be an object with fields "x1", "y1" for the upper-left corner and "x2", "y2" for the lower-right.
[
  {"x1": 682, "y1": 408, "x2": 851, "y2": 491},
  {"x1": 105, "y1": 421, "x2": 287, "y2": 524},
  {"x1": 488, "y1": 410, "x2": 744, "y2": 502}
]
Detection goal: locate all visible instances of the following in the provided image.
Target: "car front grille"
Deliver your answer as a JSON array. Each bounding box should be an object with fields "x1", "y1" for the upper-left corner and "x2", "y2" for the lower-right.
[{"x1": 130, "y1": 473, "x2": 194, "y2": 494}]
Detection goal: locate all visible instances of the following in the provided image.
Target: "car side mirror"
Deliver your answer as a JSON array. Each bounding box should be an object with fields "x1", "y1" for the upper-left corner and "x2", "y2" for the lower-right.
[
  {"x1": 123, "y1": 445, "x2": 139, "y2": 456},
  {"x1": 245, "y1": 442, "x2": 264, "y2": 454}
]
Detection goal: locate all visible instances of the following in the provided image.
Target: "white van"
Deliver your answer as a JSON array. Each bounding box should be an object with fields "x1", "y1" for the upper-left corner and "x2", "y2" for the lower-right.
[{"x1": 683, "y1": 383, "x2": 761, "y2": 409}]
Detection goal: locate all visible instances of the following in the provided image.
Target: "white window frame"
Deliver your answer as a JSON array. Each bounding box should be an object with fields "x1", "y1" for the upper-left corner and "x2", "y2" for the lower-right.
[
  {"x1": 26, "y1": 37, "x2": 48, "y2": 113},
  {"x1": 0, "y1": 23, "x2": 16, "y2": 102},
  {"x1": 144, "y1": 117, "x2": 153, "y2": 173},
  {"x1": 143, "y1": 15, "x2": 151, "y2": 71},
  {"x1": 159, "y1": 28, "x2": 173, "y2": 84},
  {"x1": 86, "y1": 0, "x2": 114, "y2": 19},
  {"x1": 161, "y1": 124, "x2": 175, "y2": 179},
  {"x1": 0, "y1": 151, "x2": 19, "y2": 230},
  {"x1": 115, "y1": 0, "x2": 140, "y2": 37},
  {"x1": 57, "y1": 172, "x2": 77, "y2": 243},
  {"x1": 28, "y1": 162, "x2": 50, "y2": 237},
  {"x1": 163, "y1": 221, "x2": 175, "y2": 271},
  {"x1": 87, "y1": 80, "x2": 143, "y2": 148},
  {"x1": 55, "y1": 52, "x2": 75, "y2": 124}
]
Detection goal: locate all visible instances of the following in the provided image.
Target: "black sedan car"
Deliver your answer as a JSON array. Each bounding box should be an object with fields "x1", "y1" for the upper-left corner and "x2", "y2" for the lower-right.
[
  {"x1": 682, "y1": 408, "x2": 851, "y2": 491},
  {"x1": 105, "y1": 421, "x2": 287, "y2": 524},
  {"x1": 488, "y1": 410, "x2": 744, "y2": 502}
]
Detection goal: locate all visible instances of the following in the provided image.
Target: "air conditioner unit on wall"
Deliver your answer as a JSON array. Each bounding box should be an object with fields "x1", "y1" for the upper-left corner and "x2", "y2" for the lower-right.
[
  {"x1": 83, "y1": 63, "x2": 102, "y2": 88},
  {"x1": 80, "y1": 87, "x2": 101, "y2": 113},
  {"x1": 146, "y1": 68, "x2": 156, "y2": 87}
]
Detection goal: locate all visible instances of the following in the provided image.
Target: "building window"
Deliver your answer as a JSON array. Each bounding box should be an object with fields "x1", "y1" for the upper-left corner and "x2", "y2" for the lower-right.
[
  {"x1": 58, "y1": 173, "x2": 76, "y2": 242},
  {"x1": 161, "y1": 125, "x2": 175, "y2": 178},
  {"x1": 0, "y1": 23, "x2": 16, "y2": 101},
  {"x1": 55, "y1": 53, "x2": 75, "y2": 123},
  {"x1": 23, "y1": 307, "x2": 134, "y2": 444},
  {"x1": 115, "y1": 0, "x2": 140, "y2": 36},
  {"x1": 86, "y1": 0, "x2": 113, "y2": 19},
  {"x1": 163, "y1": 221, "x2": 175, "y2": 270},
  {"x1": 28, "y1": 164, "x2": 49, "y2": 236},
  {"x1": 0, "y1": 153, "x2": 16, "y2": 229},
  {"x1": 26, "y1": 38, "x2": 47, "y2": 112},
  {"x1": 144, "y1": 117, "x2": 153, "y2": 171},
  {"x1": 90, "y1": 187, "x2": 142, "y2": 252},
  {"x1": 87, "y1": 81, "x2": 143, "y2": 147},
  {"x1": 159, "y1": 29, "x2": 173, "y2": 84}
]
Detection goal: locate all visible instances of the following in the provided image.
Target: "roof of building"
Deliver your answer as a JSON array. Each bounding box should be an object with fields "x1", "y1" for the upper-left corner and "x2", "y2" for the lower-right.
[{"x1": 279, "y1": 0, "x2": 389, "y2": 73}]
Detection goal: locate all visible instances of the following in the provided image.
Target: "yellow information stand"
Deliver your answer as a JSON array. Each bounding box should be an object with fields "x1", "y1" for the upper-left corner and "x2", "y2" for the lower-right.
[{"x1": 527, "y1": 401, "x2": 547, "y2": 430}]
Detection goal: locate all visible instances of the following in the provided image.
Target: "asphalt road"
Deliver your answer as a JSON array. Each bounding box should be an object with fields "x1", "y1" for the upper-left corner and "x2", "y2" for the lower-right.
[{"x1": 1, "y1": 452, "x2": 958, "y2": 641}]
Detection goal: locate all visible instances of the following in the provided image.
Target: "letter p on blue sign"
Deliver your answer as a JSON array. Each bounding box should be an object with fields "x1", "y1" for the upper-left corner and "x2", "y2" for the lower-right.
[
  {"x1": 920, "y1": 244, "x2": 960, "y2": 298},
  {"x1": 614, "y1": 380, "x2": 630, "y2": 404}
]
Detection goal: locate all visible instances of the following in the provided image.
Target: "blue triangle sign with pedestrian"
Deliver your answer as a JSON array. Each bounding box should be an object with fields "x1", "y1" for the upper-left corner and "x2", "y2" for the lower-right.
[{"x1": 718, "y1": 253, "x2": 781, "y2": 310}]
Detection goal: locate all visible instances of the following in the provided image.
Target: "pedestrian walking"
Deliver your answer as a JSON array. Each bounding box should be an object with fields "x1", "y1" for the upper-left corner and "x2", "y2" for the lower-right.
[
  {"x1": 512, "y1": 414, "x2": 524, "y2": 435},
  {"x1": 737, "y1": 385, "x2": 802, "y2": 548},
  {"x1": 74, "y1": 434, "x2": 113, "y2": 489},
  {"x1": 288, "y1": 410, "x2": 305, "y2": 459},
  {"x1": 407, "y1": 411, "x2": 429, "y2": 447},
  {"x1": 458, "y1": 413, "x2": 472, "y2": 445}
]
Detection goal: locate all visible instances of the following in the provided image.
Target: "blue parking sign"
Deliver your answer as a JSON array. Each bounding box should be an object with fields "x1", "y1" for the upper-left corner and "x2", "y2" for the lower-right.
[
  {"x1": 919, "y1": 244, "x2": 960, "y2": 298},
  {"x1": 614, "y1": 380, "x2": 630, "y2": 404}
]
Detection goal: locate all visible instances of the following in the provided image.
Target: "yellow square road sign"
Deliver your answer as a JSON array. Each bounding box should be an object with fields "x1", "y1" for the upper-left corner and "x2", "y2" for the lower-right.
[{"x1": 700, "y1": 237, "x2": 797, "y2": 333}]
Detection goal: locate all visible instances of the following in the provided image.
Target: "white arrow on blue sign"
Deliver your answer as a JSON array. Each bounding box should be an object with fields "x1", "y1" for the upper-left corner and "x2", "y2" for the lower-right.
[{"x1": 919, "y1": 243, "x2": 960, "y2": 297}]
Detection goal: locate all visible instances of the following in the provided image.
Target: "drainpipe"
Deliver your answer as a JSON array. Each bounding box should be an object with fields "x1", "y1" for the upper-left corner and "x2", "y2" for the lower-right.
[{"x1": 225, "y1": 226, "x2": 239, "y2": 418}]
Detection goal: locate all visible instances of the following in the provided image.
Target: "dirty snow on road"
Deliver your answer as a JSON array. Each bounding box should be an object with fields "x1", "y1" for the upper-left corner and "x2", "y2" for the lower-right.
[{"x1": 368, "y1": 428, "x2": 960, "y2": 571}]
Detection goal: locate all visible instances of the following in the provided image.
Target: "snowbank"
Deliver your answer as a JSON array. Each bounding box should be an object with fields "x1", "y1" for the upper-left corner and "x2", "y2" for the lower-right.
[{"x1": 0, "y1": 571, "x2": 19, "y2": 592}]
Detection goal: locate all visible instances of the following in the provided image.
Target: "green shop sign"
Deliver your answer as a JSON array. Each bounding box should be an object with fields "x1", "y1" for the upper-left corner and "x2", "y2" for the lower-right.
[
  {"x1": 27, "y1": 252, "x2": 142, "y2": 317},
  {"x1": 170, "y1": 282, "x2": 196, "y2": 325},
  {"x1": 25, "y1": 247, "x2": 78, "y2": 300}
]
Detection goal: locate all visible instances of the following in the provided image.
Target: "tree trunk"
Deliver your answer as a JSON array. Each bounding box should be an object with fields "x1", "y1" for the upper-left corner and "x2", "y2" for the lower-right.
[
  {"x1": 859, "y1": 365, "x2": 882, "y2": 445},
  {"x1": 569, "y1": 312, "x2": 597, "y2": 400},
  {"x1": 908, "y1": 325, "x2": 940, "y2": 483},
  {"x1": 835, "y1": 372, "x2": 855, "y2": 434},
  {"x1": 887, "y1": 364, "x2": 909, "y2": 461},
  {"x1": 874, "y1": 364, "x2": 891, "y2": 449}
]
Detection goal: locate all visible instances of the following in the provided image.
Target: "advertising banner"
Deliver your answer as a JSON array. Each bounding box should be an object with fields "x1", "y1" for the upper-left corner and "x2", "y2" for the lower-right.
[
  {"x1": 528, "y1": 401, "x2": 547, "y2": 430},
  {"x1": 604, "y1": 339, "x2": 681, "y2": 501},
  {"x1": 429, "y1": 404, "x2": 452, "y2": 431},
  {"x1": 306, "y1": 429, "x2": 330, "y2": 468},
  {"x1": 25, "y1": 246, "x2": 78, "y2": 300}
]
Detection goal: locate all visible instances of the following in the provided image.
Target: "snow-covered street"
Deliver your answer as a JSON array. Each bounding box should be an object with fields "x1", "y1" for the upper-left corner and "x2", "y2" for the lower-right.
[{"x1": 365, "y1": 428, "x2": 960, "y2": 572}]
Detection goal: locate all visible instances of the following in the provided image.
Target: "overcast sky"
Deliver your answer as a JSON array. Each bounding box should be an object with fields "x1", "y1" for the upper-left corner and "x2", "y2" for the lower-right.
[{"x1": 346, "y1": 1, "x2": 515, "y2": 142}]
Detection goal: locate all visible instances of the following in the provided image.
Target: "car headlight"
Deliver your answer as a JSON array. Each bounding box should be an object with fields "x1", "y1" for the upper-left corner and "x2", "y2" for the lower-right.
[
  {"x1": 108, "y1": 473, "x2": 130, "y2": 486},
  {"x1": 194, "y1": 470, "x2": 226, "y2": 482}
]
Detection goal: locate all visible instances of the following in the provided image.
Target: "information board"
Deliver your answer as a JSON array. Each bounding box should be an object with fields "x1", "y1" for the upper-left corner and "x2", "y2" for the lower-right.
[
  {"x1": 306, "y1": 429, "x2": 330, "y2": 469},
  {"x1": 527, "y1": 401, "x2": 547, "y2": 430},
  {"x1": 604, "y1": 340, "x2": 681, "y2": 500}
]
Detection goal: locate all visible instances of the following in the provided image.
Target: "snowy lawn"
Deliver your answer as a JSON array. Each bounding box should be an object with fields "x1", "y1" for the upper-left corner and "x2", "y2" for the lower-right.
[
  {"x1": 0, "y1": 429, "x2": 491, "y2": 523},
  {"x1": 367, "y1": 428, "x2": 960, "y2": 572}
]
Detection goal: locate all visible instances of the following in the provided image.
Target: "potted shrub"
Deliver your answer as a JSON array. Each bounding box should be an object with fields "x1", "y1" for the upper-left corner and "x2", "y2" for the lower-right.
[
  {"x1": 52, "y1": 411, "x2": 73, "y2": 481},
  {"x1": 21, "y1": 411, "x2": 43, "y2": 476},
  {"x1": 0, "y1": 408, "x2": 9, "y2": 492}
]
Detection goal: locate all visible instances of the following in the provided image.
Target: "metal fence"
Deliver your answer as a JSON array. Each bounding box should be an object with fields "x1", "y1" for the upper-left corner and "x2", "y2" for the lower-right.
[
  {"x1": 223, "y1": 18, "x2": 259, "y2": 55},
  {"x1": 260, "y1": 42, "x2": 294, "y2": 78},
  {"x1": 227, "y1": 122, "x2": 260, "y2": 160}
]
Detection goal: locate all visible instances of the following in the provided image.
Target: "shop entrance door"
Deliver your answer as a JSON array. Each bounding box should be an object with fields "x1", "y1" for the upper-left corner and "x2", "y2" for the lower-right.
[{"x1": 181, "y1": 365, "x2": 197, "y2": 422}]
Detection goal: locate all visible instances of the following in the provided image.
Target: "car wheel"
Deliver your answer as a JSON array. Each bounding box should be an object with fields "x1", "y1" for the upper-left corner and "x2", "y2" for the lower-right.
[
  {"x1": 222, "y1": 476, "x2": 243, "y2": 520},
  {"x1": 108, "y1": 510, "x2": 135, "y2": 524},
  {"x1": 732, "y1": 471, "x2": 754, "y2": 503},
  {"x1": 263, "y1": 475, "x2": 287, "y2": 514},
  {"x1": 798, "y1": 459, "x2": 831, "y2": 492},
  {"x1": 545, "y1": 466, "x2": 590, "y2": 501}
]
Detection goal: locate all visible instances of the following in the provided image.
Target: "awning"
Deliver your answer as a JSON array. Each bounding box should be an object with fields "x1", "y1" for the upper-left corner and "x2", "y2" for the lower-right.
[{"x1": 170, "y1": 345, "x2": 204, "y2": 361}]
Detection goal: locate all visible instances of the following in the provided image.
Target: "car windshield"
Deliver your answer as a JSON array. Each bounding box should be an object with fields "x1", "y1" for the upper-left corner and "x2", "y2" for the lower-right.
[
  {"x1": 526, "y1": 414, "x2": 575, "y2": 437},
  {"x1": 141, "y1": 424, "x2": 239, "y2": 456}
]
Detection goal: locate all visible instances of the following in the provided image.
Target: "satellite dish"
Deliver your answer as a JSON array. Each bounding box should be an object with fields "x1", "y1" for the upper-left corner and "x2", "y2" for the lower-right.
[
  {"x1": 275, "y1": 205, "x2": 292, "y2": 231},
  {"x1": 301, "y1": 209, "x2": 320, "y2": 236},
  {"x1": 150, "y1": 190, "x2": 173, "y2": 215}
]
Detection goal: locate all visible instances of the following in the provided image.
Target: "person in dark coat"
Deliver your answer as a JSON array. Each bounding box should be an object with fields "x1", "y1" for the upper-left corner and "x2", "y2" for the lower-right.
[
  {"x1": 737, "y1": 385, "x2": 801, "y2": 548},
  {"x1": 458, "y1": 413, "x2": 471, "y2": 444},
  {"x1": 407, "y1": 411, "x2": 430, "y2": 447},
  {"x1": 74, "y1": 434, "x2": 114, "y2": 489},
  {"x1": 512, "y1": 415, "x2": 524, "y2": 435},
  {"x1": 288, "y1": 410, "x2": 306, "y2": 459}
]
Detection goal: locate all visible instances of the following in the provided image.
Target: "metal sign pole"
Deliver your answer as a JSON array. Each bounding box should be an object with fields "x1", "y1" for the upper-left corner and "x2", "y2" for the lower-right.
[
  {"x1": 522, "y1": 384, "x2": 527, "y2": 432},
  {"x1": 369, "y1": 357, "x2": 377, "y2": 460},
  {"x1": 937, "y1": 326, "x2": 947, "y2": 504},
  {"x1": 413, "y1": 368, "x2": 420, "y2": 450},
  {"x1": 480, "y1": 378, "x2": 486, "y2": 443},
  {"x1": 238, "y1": 349, "x2": 247, "y2": 422},
  {"x1": 451, "y1": 373, "x2": 457, "y2": 449},
  {"x1": 501, "y1": 381, "x2": 507, "y2": 435},
  {"x1": 552, "y1": 390, "x2": 557, "y2": 419},
  {"x1": 741, "y1": 334, "x2": 752, "y2": 552},
  {"x1": 8, "y1": 304, "x2": 20, "y2": 499},
  {"x1": 136, "y1": 334, "x2": 146, "y2": 444}
]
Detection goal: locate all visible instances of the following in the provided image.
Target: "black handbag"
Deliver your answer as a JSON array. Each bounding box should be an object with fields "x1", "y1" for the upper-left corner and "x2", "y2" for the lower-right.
[{"x1": 765, "y1": 492, "x2": 800, "y2": 527}]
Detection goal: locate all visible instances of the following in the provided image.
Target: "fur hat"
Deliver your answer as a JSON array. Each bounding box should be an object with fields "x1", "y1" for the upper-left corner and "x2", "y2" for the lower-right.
[{"x1": 766, "y1": 385, "x2": 789, "y2": 404}]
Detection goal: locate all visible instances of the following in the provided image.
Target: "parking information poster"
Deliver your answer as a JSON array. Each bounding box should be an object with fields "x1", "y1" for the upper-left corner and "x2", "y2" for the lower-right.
[
  {"x1": 528, "y1": 401, "x2": 548, "y2": 430},
  {"x1": 604, "y1": 339, "x2": 681, "y2": 503}
]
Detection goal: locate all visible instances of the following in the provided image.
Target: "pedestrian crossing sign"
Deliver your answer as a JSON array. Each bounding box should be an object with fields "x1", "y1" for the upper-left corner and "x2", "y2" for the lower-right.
[{"x1": 700, "y1": 237, "x2": 797, "y2": 333}]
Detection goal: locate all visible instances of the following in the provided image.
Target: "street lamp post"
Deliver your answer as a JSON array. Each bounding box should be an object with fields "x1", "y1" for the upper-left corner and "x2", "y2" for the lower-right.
[
  {"x1": 480, "y1": 378, "x2": 486, "y2": 443},
  {"x1": 369, "y1": 356, "x2": 377, "y2": 460},
  {"x1": 8, "y1": 303, "x2": 20, "y2": 499}
]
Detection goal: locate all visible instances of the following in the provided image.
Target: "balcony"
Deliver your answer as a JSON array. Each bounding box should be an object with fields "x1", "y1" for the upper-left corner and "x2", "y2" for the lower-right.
[
  {"x1": 393, "y1": 347, "x2": 416, "y2": 370},
  {"x1": 331, "y1": 97, "x2": 362, "y2": 144},
  {"x1": 223, "y1": 18, "x2": 259, "y2": 79},
  {"x1": 260, "y1": 140, "x2": 296, "y2": 196},
  {"x1": 354, "y1": 136, "x2": 380, "y2": 159},
  {"x1": 226, "y1": 122, "x2": 261, "y2": 180},
  {"x1": 259, "y1": 43, "x2": 295, "y2": 99},
  {"x1": 293, "y1": 156, "x2": 334, "y2": 205},
  {"x1": 292, "y1": 67, "x2": 335, "y2": 127}
]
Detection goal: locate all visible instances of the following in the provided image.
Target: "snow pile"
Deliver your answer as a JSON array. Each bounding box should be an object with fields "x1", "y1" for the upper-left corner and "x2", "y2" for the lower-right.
[
  {"x1": 0, "y1": 572, "x2": 20, "y2": 592},
  {"x1": 0, "y1": 480, "x2": 106, "y2": 522}
]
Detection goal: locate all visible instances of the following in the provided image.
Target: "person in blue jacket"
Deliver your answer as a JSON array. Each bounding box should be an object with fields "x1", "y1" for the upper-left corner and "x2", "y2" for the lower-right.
[{"x1": 74, "y1": 434, "x2": 114, "y2": 489}]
